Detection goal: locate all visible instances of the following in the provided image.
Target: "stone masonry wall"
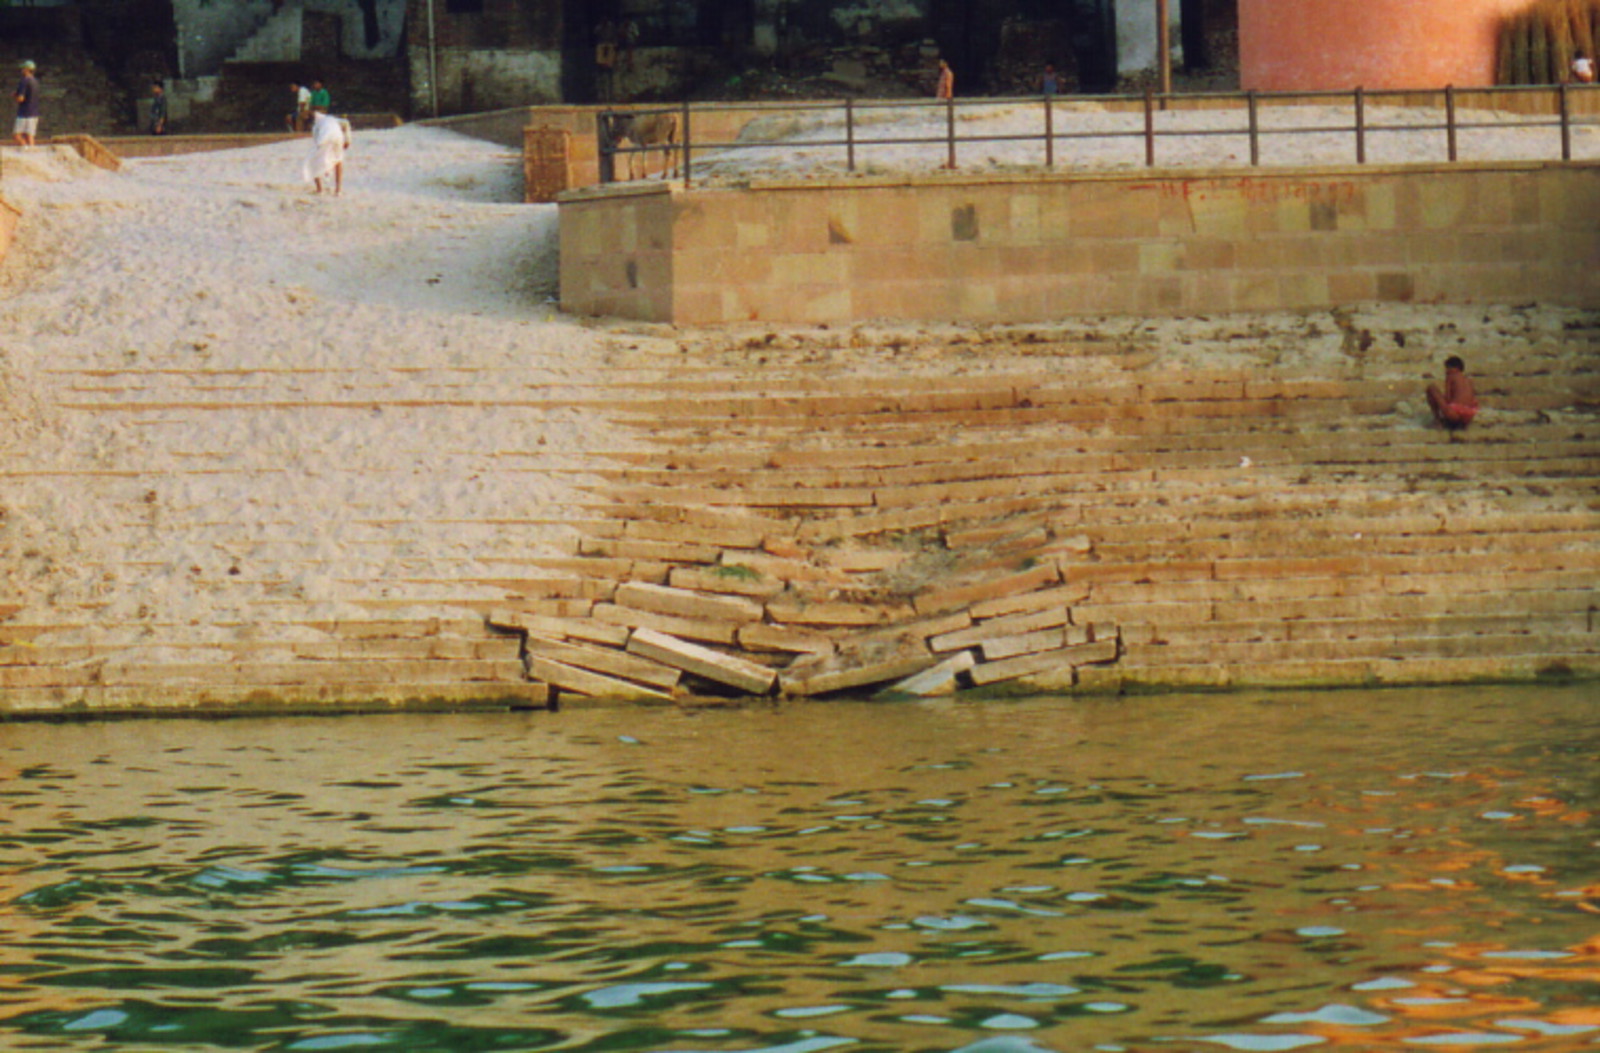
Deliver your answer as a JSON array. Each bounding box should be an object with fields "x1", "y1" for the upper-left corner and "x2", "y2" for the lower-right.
[{"x1": 559, "y1": 162, "x2": 1600, "y2": 324}]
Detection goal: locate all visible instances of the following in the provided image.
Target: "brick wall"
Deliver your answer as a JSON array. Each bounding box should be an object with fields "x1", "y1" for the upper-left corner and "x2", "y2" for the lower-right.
[{"x1": 559, "y1": 162, "x2": 1600, "y2": 324}]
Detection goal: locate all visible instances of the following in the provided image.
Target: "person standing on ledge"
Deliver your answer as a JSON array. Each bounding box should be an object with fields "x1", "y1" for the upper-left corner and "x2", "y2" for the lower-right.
[
  {"x1": 1040, "y1": 62, "x2": 1060, "y2": 96},
  {"x1": 935, "y1": 58, "x2": 955, "y2": 100},
  {"x1": 309, "y1": 79, "x2": 331, "y2": 115},
  {"x1": 1426, "y1": 355, "x2": 1479, "y2": 431},
  {"x1": 148, "y1": 81, "x2": 167, "y2": 136},
  {"x1": 13, "y1": 59, "x2": 40, "y2": 147}
]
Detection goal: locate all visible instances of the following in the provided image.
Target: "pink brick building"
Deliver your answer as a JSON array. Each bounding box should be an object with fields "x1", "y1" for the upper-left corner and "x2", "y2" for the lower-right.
[{"x1": 1240, "y1": 0, "x2": 1530, "y2": 91}]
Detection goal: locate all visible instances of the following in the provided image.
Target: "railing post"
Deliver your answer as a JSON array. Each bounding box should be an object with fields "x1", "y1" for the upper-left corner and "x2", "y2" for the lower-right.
[
  {"x1": 1446, "y1": 84, "x2": 1457, "y2": 162},
  {"x1": 1044, "y1": 95, "x2": 1054, "y2": 168},
  {"x1": 1143, "y1": 86, "x2": 1155, "y2": 166},
  {"x1": 1561, "y1": 82, "x2": 1572, "y2": 161},
  {"x1": 845, "y1": 98, "x2": 855, "y2": 172},
  {"x1": 945, "y1": 96, "x2": 957, "y2": 169},
  {"x1": 1247, "y1": 90, "x2": 1259, "y2": 166},
  {"x1": 597, "y1": 110, "x2": 614, "y2": 184},
  {"x1": 681, "y1": 98, "x2": 692, "y2": 187},
  {"x1": 1354, "y1": 86, "x2": 1366, "y2": 164}
]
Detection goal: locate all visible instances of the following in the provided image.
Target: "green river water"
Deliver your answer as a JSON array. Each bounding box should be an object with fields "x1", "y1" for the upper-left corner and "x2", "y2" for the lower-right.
[{"x1": 1, "y1": 685, "x2": 1596, "y2": 1052}]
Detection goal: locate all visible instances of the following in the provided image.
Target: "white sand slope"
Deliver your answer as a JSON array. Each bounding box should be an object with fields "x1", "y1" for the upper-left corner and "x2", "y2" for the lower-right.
[{"x1": 0, "y1": 126, "x2": 639, "y2": 649}]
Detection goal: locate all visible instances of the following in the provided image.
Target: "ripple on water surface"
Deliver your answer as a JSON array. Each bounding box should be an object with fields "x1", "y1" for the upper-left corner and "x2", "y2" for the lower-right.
[{"x1": 0, "y1": 685, "x2": 1595, "y2": 1051}]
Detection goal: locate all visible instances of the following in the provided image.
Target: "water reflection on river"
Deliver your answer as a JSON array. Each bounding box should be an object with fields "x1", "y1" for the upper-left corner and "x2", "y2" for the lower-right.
[{"x1": 1, "y1": 686, "x2": 1596, "y2": 1052}]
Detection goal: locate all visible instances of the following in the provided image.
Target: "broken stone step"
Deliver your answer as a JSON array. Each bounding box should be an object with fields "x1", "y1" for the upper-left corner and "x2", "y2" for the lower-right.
[
  {"x1": 668, "y1": 565, "x2": 788, "y2": 599},
  {"x1": 525, "y1": 654, "x2": 674, "y2": 702},
  {"x1": 782, "y1": 654, "x2": 942, "y2": 697},
  {"x1": 914, "y1": 562, "x2": 1062, "y2": 616},
  {"x1": 524, "y1": 634, "x2": 681, "y2": 690},
  {"x1": 486, "y1": 610, "x2": 631, "y2": 648},
  {"x1": 615, "y1": 581, "x2": 765, "y2": 623},
  {"x1": 737, "y1": 622, "x2": 836, "y2": 656},
  {"x1": 968, "y1": 638, "x2": 1119, "y2": 687},
  {"x1": 878, "y1": 650, "x2": 977, "y2": 697},
  {"x1": 626, "y1": 628, "x2": 777, "y2": 695},
  {"x1": 765, "y1": 600, "x2": 910, "y2": 627},
  {"x1": 931, "y1": 606, "x2": 1071, "y2": 652},
  {"x1": 591, "y1": 603, "x2": 742, "y2": 645}
]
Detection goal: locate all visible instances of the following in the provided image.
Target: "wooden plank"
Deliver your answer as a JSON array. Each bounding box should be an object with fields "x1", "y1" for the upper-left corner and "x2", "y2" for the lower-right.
[{"x1": 627, "y1": 628, "x2": 777, "y2": 695}]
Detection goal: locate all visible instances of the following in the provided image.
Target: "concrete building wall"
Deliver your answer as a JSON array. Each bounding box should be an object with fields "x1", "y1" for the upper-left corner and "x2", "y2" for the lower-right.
[
  {"x1": 559, "y1": 163, "x2": 1600, "y2": 324},
  {"x1": 1240, "y1": 0, "x2": 1528, "y2": 91}
]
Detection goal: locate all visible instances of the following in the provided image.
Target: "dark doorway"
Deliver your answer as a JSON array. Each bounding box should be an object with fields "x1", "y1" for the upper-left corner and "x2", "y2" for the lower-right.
[
  {"x1": 1070, "y1": 0, "x2": 1117, "y2": 92},
  {"x1": 562, "y1": 0, "x2": 619, "y2": 102},
  {"x1": 925, "y1": 0, "x2": 1119, "y2": 95},
  {"x1": 1180, "y1": 0, "x2": 1237, "y2": 73}
]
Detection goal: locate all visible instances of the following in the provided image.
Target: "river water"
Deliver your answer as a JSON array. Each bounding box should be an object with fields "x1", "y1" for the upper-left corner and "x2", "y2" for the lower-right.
[{"x1": 1, "y1": 686, "x2": 1595, "y2": 1053}]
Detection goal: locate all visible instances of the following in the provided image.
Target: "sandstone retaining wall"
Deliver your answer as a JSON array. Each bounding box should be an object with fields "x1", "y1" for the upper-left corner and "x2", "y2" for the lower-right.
[{"x1": 559, "y1": 162, "x2": 1600, "y2": 324}]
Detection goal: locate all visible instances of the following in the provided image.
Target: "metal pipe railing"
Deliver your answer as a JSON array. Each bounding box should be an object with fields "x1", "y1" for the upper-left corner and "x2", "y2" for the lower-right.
[{"x1": 595, "y1": 83, "x2": 1600, "y2": 186}]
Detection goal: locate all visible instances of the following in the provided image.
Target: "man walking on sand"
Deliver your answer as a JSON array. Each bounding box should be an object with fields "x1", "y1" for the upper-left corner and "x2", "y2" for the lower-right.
[
  {"x1": 1426, "y1": 355, "x2": 1479, "y2": 431},
  {"x1": 302, "y1": 108, "x2": 351, "y2": 195},
  {"x1": 14, "y1": 59, "x2": 40, "y2": 147}
]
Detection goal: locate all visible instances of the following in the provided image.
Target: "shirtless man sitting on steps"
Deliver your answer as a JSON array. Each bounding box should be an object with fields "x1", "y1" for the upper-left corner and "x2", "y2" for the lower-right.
[{"x1": 1426, "y1": 355, "x2": 1479, "y2": 431}]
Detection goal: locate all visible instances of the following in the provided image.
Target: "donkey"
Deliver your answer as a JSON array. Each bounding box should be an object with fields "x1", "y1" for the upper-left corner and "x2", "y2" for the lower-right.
[{"x1": 605, "y1": 111, "x2": 680, "y2": 180}]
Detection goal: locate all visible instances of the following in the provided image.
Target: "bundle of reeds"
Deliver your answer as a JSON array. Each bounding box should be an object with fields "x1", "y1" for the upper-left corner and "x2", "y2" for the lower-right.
[{"x1": 1500, "y1": 0, "x2": 1600, "y2": 83}]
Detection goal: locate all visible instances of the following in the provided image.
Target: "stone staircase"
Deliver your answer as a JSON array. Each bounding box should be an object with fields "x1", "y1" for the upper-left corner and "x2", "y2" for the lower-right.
[
  {"x1": 2, "y1": 309, "x2": 1596, "y2": 713},
  {"x1": 228, "y1": 5, "x2": 304, "y2": 65},
  {"x1": 482, "y1": 325, "x2": 1599, "y2": 702}
]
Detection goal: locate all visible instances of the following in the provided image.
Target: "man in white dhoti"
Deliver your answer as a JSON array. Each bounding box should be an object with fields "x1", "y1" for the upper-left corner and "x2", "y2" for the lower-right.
[{"x1": 302, "y1": 110, "x2": 351, "y2": 195}]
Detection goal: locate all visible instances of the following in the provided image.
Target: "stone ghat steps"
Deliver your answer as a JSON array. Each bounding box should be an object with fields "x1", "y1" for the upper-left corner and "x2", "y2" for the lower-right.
[
  {"x1": 594, "y1": 435, "x2": 1600, "y2": 481},
  {"x1": 6, "y1": 330, "x2": 1598, "y2": 710},
  {"x1": 593, "y1": 457, "x2": 1600, "y2": 509},
  {"x1": 47, "y1": 366, "x2": 1600, "y2": 418},
  {"x1": 0, "y1": 617, "x2": 545, "y2": 712},
  {"x1": 480, "y1": 351, "x2": 1600, "y2": 700}
]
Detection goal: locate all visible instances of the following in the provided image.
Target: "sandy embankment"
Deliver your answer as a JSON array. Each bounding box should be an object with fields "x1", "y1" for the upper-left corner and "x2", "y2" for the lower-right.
[{"x1": 0, "y1": 127, "x2": 647, "y2": 654}]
